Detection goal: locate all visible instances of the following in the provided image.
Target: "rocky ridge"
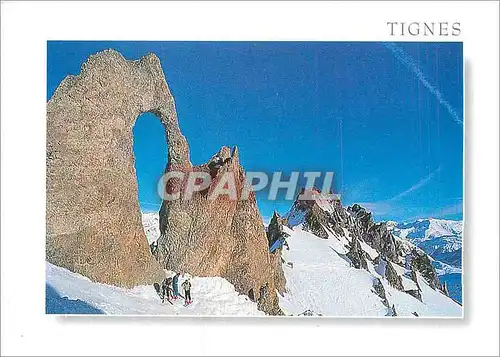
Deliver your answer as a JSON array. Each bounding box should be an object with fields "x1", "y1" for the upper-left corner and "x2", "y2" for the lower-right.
[{"x1": 284, "y1": 189, "x2": 450, "y2": 307}]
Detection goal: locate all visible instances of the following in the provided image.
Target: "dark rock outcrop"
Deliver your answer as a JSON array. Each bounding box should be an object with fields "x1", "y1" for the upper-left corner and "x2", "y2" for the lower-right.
[
  {"x1": 298, "y1": 310, "x2": 323, "y2": 316},
  {"x1": 303, "y1": 207, "x2": 330, "y2": 239},
  {"x1": 347, "y1": 236, "x2": 368, "y2": 270},
  {"x1": 406, "y1": 289, "x2": 422, "y2": 301},
  {"x1": 365, "y1": 223, "x2": 399, "y2": 262},
  {"x1": 287, "y1": 188, "x2": 348, "y2": 239},
  {"x1": 385, "y1": 261, "x2": 404, "y2": 291},
  {"x1": 347, "y1": 205, "x2": 399, "y2": 262},
  {"x1": 390, "y1": 304, "x2": 397, "y2": 317},
  {"x1": 266, "y1": 211, "x2": 288, "y2": 296},
  {"x1": 267, "y1": 211, "x2": 290, "y2": 248},
  {"x1": 409, "y1": 249, "x2": 441, "y2": 290},
  {"x1": 347, "y1": 204, "x2": 373, "y2": 231},
  {"x1": 372, "y1": 278, "x2": 389, "y2": 307}
]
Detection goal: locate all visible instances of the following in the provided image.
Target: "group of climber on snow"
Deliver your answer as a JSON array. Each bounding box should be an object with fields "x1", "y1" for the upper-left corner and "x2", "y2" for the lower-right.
[{"x1": 160, "y1": 272, "x2": 192, "y2": 306}]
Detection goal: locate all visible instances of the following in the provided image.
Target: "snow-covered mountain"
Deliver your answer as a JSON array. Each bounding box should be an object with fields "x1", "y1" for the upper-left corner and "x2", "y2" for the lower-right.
[
  {"x1": 275, "y1": 189, "x2": 462, "y2": 317},
  {"x1": 388, "y1": 219, "x2": 462, "y2": 268},
  {"x1": 387, "y1": 218, "x2": 463, "y2": 304},
  {"x1": 278, "y1": 227, "x2": 461, "y2": 317}
]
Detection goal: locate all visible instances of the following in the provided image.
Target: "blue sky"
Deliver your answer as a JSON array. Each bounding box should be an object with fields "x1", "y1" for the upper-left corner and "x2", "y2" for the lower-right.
[{"x1": 47, "y1": 41, "x2": 463, "y2": 223}]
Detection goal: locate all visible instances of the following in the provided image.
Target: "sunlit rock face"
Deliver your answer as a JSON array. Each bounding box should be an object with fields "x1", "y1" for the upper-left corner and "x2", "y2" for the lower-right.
[
  {"x1": 156, "y1": 145, "x2": 283, "y2": 315},
  {"x1": 47, "y1": 49, "x2": 283, "y2": 314},
  {"x1": 46, "y1": 49, "x2": 190, "y2": 287}
]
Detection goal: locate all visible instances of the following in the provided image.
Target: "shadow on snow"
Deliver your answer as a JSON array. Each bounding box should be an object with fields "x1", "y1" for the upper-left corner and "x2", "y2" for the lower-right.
[{"x1": 46, "y1": 284, "x2": 104, "y2": 315}]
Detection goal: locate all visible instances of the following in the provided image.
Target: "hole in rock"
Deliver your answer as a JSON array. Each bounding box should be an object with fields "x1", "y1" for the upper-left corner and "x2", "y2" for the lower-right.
[{"x1": 132, "y1": 112, "x2": 168, "y2": 245}]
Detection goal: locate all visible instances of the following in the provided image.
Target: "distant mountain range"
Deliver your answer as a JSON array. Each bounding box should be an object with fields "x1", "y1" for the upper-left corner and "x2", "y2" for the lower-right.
[
  {"x1": 387, "y1": 218, "x2": 462, "y2": 268},
  {"x1": 387, "y1": 218, "x2": 463, "y2": 303}
]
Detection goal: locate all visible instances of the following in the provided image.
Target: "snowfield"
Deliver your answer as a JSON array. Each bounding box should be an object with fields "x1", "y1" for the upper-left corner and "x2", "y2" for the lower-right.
[
  {"x1": 278, "y1": 229, "x2": 388, "y2": 316},
  {"x1": 45, "y1": 213, "x2": 462, "y2": 317},
  {"x1": 278, "y1": 226, "x2": 462, "y2": 317},
  {"x1": 46, "y1": 262, "x2": 263, "y2": 316}
]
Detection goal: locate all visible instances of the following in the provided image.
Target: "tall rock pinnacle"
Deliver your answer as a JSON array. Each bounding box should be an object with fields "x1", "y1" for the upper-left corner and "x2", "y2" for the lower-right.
[
  {"x1": 155, "y1": 145, "x2": 284, "y2": 315},
  {"x1": 46, "y1": 49, "x2": 190, "y2": 287}
]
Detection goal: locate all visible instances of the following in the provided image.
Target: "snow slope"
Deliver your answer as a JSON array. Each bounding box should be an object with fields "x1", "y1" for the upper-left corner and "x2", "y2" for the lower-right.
[
  {"x1": 278, "y1": 226, "x2": 462, "y2": 317},
  {"x1": 46, "y1": 262, "x2": 263, "y2": 316},
  {"x1": 46, "y1": 211, "x2": 461, "y2": 317},
  {"x1": 278, "y1": 228, "x2": 388, "y2": 316}
]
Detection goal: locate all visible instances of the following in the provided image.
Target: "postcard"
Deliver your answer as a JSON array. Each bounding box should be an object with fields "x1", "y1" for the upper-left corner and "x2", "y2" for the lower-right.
[{"x1": 46, "y1": 40, "x2": 463, "y2": 317}]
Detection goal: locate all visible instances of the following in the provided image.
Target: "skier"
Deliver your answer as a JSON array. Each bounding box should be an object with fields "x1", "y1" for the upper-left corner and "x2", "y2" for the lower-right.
[
  {"x1": 181, "y1": 278, "x2": 192, "y2": 306},
  {"x1": 161, "y1": 276, "x2": 173, "y2": 303},
  {"x1": 172, "y1": 272, "x2": 181, "y2": 300}
]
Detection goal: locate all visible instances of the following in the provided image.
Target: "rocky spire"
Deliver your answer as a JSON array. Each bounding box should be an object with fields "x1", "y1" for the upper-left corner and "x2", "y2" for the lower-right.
[
  {"x1": 347, "y1": 205, "x2": 400, "y2": 262},
  {"x1": 264, "y1": 212, "x2": 288, "y2": 299},
  {"x1": 288, "y1": 187, "x2": 350, "y2": 238},
  {"x1": 46, "y1": 49, "x2": 194, "y2": 287},
  {"x1": 156, "y1": 143, "x2": 285, "y2": 315},
  {"x1": 303, "y1": 208, "x2": 330, "y2": 239}
]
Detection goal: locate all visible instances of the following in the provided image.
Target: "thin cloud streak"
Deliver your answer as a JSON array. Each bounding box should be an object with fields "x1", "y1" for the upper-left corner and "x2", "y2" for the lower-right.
[
  {"x1": 383, "y1": 42, "x2": 462, "y2": 125},
  {"x1": 359, "y1": 167, "x2": 442, "y2": 216},
  {"x1": 356, "y1": 202, "x2": 391, "y2": 216},
  {"x1": 390, "y1": 166, "x2": 442, "y2": 201}
]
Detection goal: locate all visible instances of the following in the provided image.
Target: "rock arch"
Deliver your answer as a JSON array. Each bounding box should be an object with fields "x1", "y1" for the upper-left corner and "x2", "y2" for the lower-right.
[
  {"x1": 47, "y1": 49, "x2": 284, "y2": 314},
  {"x1": 46, "y1": 49, "x2": 190, "y2": 287}
]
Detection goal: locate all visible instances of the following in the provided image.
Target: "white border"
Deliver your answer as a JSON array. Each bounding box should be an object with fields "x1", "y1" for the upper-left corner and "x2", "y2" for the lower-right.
[{"x1": 1, "y1": 1, "x2": 499, "y2": 356}]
